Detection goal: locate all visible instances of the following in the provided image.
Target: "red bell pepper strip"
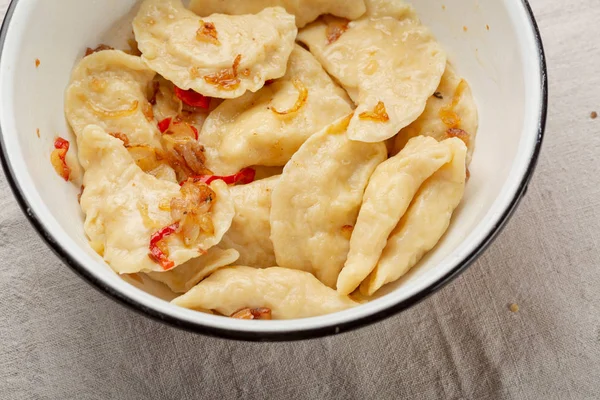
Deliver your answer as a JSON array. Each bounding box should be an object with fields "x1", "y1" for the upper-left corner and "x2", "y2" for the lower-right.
[
  {"x1": 149, "y1": 222, "x2": 179, "y2": 270},
  {"x1": 52, "y1": 137, "x2": 71, "y2": 181},
  {"x1": 189, "y1": 125, "x2": 199, "y2": 140},
  {"x1": 182, "y1": 168, "x2": 256, "y2": 186},
  {"x1": 174, "y1": 87, "x2": 211, "y2": 109},
  {"x1": 158, "y1": 117, "x2": 172, "y2": 133}
]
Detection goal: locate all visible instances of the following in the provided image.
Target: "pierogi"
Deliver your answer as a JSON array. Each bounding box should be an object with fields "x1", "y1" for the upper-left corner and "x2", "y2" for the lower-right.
[
  {"x1": 78, "y1": 125, "x2": 234, "y2": 274},
  {"x1": 65, "y1": 50, "x2": 161, "y2": 148},
  {"x1": 297, "y1": 13, "x2": 446, "y2": 142},
  {"x1": 189, "y1": 0, "x2": 367, "y2": 28},
  {"x1": 172, "y1": 267, "x2": 358, "y2": 319},
  {"x1": 394, "y1": 63, "x2": 479, "y2": 164},
  {"x1": 270, "y1": 115, "x2": 387, "y2": 288},
  {"x1": 200, "y1": 45, "x2": 353, "y2": 175},
  {"x1": 219, "y1": 177, "x2": 279, "y2": 269},
  {"x1": 61, "y1": 0, "x2": 479, "y2": 320},
  {"x1": 133, "y1": 0, "x2": 297, "y2": 99}
]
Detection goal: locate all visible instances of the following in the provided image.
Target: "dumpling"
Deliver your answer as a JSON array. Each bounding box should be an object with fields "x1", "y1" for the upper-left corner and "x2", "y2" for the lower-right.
[
  {"x1": 78, "y1": 125, "x2": 234, "y2": 274},
  {"x1": 188, "y1": 0, "x2": 367, "y2": 28},
  {"x1": 172, "y1": 267, "x2": 358, "y2": 319},
  {"x1": 297, "y1": 15, "x2": 446, "y2": 142},
  {"x1": 133, "y1": 0, "x2": 297, "y2": 99},
  {"x1": 146, "y1": 247, "x2": 240, "y2": 293},
  {"x1": 337, "y1": 136, "x2": 453, "y2": 295},
  {"x1": 200, "y1": 45, "x2": 353, "y2": 175},
  {"x1": 394, "y1": 63, "x2": 478, "y2": 164},
  {"x1": 270, "y1": 114, "x2": 387, "y2": 288},
  {"x1": 364, "y1": 0, "x2": 416, "y2": 19},
  {"x1": 65, "y1": 50, "x2": 161, "y2": 148},
  {"x1": 219, "y1": 177, "x2": 278, "y2": 269},
  {"x1": 360, "y1": 138, "x2": 468, "y2": 295}
]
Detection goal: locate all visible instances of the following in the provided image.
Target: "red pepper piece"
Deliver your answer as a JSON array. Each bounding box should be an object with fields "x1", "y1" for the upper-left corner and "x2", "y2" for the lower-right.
[
  {"x1": 158, "y1": 117, "x2": 172, "y2": 133},
  {"x1": 174, "y1": 87, "x2": 211, "y2": 109},
  {"x1": 149, "y1": 222, "x2": 179, "y2": 270},
  {"x1": 190, "y1": 125, "x2": 199, "y2": 140},
  {"x1": 51, "y1": 137, "x2": 71, "y2": 181},
  {"x1": 183, "y1": 168, "x2": 256, "y2": 186}
]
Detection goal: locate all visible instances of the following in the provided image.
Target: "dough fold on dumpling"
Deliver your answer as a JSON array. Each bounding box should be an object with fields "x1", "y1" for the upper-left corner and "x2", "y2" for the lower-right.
[
  {"x1": 78, "y1": 125, "x2": 234, "y2": 274},
  {"x1": 394, "y1": 63, "x2": 478, "y2": 164},
  {"x1": 146, "y1": 247, "x2": 240, "y2": 293},
  {"x1": 200, "y1": 45, "x2": 353, "y2": 175},
  {"x1": 297, "y1": 14, "x2": 446, "y2": 143},
  {"x1": 364, "y1": 0, "x2": 416, "y2": 19},
  {"x1": 219, "y1": 177, "x2": 278, "y2": 269},
  {"x1": 189, "y1": 0, "x2": 367, "y2": 28},
  {"x1": 360, "y1": 138, "x2": 468, "y2": 295},
  {"x1": 172, "y1": 267, "x2": 358, "y2": 319},
  {"x1": 337, "y1": 136, "x2": 453, "y2": 295},
  {"x1": 270, "y1": 114, "x2": 387, "y2": 288},
  {"x1": 65, "y1": 50, "x2": 161, "y2": 148},
  {"x1": 133, "y1": 0, "x2": 297, "y2": 99}
]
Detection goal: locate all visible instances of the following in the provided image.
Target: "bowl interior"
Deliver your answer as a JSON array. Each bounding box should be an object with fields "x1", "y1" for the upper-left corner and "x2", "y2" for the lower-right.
[{"x1": 0, "y1": 0, "x2": 544, "y2": 338}]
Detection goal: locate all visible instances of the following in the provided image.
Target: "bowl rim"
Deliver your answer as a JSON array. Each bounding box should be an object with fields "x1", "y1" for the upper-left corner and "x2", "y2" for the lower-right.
[{"x1": 0, "y1": 0, "x2": 547, "y2": 342}]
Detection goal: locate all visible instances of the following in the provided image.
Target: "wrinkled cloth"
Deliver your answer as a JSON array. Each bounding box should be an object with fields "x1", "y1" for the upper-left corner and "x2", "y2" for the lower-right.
[{"x1": 1, "y1": 1, "x2": 599, "y2": 399}]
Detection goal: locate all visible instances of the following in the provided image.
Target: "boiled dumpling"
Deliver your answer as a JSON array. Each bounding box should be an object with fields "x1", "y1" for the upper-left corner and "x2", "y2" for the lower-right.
[
  {"x1": 200, "y1": 45, "x2": 353, "y2": 175},
  {"x1": 337, "y1": 136, "x2": 454, "y2": 295},
  {"x1": 297, "y1": 14, "x2": 446, "y2": 142},
  {"x1": 364, "y1": 0, "x2": 416, "y2": 19},
  {"x1": 219, "y1": 177, "x2": 278, "y2": 269},
  {"x1": 360, "y1": 138, "x2": 468, "y2": 295},
  {"x1": 146, "y1": 247, "x2": 240, "y2": 293},
  {"x1": 394, "y1": 63, "x2": 478, "y2": 164},
  {"x1": 133, "y1": 0, "x2": 297, "y2": 99},
  {"x1": 65, "y1": 50, "x2": 161, "y2": 148},
  {"x1": 270, "y1": 114, "x2": 387, "y2": 288},
  {"x1": 172, "y1": 267, "x2": 358, "y2": 319},
  {"x1": 78, "y1": 125, "x2": 234, "y2": 274},
  {"x1": 189, "y1": 0, "x2": 367, "y2": 28}
]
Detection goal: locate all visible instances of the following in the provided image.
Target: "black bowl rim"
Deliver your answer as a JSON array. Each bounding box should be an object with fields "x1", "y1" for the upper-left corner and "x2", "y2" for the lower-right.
[{"x1": 0, "y1": 0, "x2": 547, "y2": 342}]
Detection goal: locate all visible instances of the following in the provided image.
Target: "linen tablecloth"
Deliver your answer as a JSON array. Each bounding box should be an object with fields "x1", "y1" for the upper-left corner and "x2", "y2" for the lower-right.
[{"x1": 1, "y1": 1, "x2": 599, "y2": 398}]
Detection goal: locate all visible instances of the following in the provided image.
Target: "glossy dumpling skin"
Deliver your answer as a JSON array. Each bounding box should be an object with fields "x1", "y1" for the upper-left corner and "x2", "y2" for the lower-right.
[
  {"x1": 394, "y1": 63, "x2": 479, "y2": 164},
  {"x1": 188, "y1": 0, "x2": 367, "y2": 28},
  {"x1": 133, "y1": 0, "x2": 297, "y2": 99},
  {"x1": 65, "y1": 50, "x2": 161, "y2": 148},
  {"x1": 337, "y1": 136, "x2": 453, "y2": 295},
  {"x1": 146, "y1": 247, "x2": 239, "y2": 293},
  {"x1": 219, "y1": 177, "x2": 278, "y2": 269},
  {"x1": 360, "y1": 138, "x2": 468, "y2": 295},
  {"x1": 78, "y1": 125, "x2": 234, "y2": 274},
  {"x1": 364, "y1": 0, "x2": 416, "y2": 19},
  {"x1": 270, "y1": 115, "x2": 387, "y2": 288},
  {"x1": 297, "y1": 15, "x2": 446, "y2": 143},
  {"x1": 172, "y1": 267, "x2": 359, "y2": 319},
  {"x1": 200, "y1": 45, "x2": 353, "y2": 175}
]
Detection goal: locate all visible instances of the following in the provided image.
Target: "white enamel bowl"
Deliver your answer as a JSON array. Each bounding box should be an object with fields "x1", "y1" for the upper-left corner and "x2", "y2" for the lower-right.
[{"x1": 0, "y1": 0, "x2": 547, "y2": 340}]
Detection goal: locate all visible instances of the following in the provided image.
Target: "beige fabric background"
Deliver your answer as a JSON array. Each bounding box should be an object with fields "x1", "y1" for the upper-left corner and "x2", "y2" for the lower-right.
[{"x1": 1, "y1": 1, "x2": 599, "y2": 399}]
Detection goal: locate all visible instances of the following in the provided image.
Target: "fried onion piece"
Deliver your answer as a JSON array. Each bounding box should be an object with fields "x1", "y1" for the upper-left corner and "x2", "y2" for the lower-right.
[
  {"x1": 204, "y1": 55, "x2": 242, "y2": 91},
  {"x1": 197, "y1": 20, "x2": 220, "y2": 45},
  {"x1": 358, "y1": 101, "x2": 390, "y2": 122},
  {"x1": 171, "y1": 181, "x2": 216, "y2": 246},
  {"x1": 231, "y1": 308, "x2": 272, "y2": 320},
  {"x1": 271, "y1": 78, "x2": 308, "y2": 116}
]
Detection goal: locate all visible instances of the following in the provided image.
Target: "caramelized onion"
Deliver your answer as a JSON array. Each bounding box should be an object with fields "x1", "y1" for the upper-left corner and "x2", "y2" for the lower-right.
[
  {"x1": 439, "y1": 79, "x2": 468, "y2": 129},
  {"x1": 271, "y1": 79, "x2": 308, "y2": 116},
  {"x1": 88, "y1": 100, "x2": 139, "y2": 119},
  {"x1": 325, "y1": 16, "x2": 350, "y2": 44},
  {"x1": 171, "y1": 181, "x2": 216, "y2": 246},
  {"x1": 359, "y1": 101, "x2": 390, "y2": 123},
  {"x1": 231, "y1": 308, "x2": 272, "y2": 320},
  {"x1": 109, "y1": 132, "x2": 130, "y2": 147},
  {"x1": 196, "y1": 20, "x2": 220, "y2": 45},
  {"x1": 204, "y1": 55, "x2": 242, "y2": 91}
]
